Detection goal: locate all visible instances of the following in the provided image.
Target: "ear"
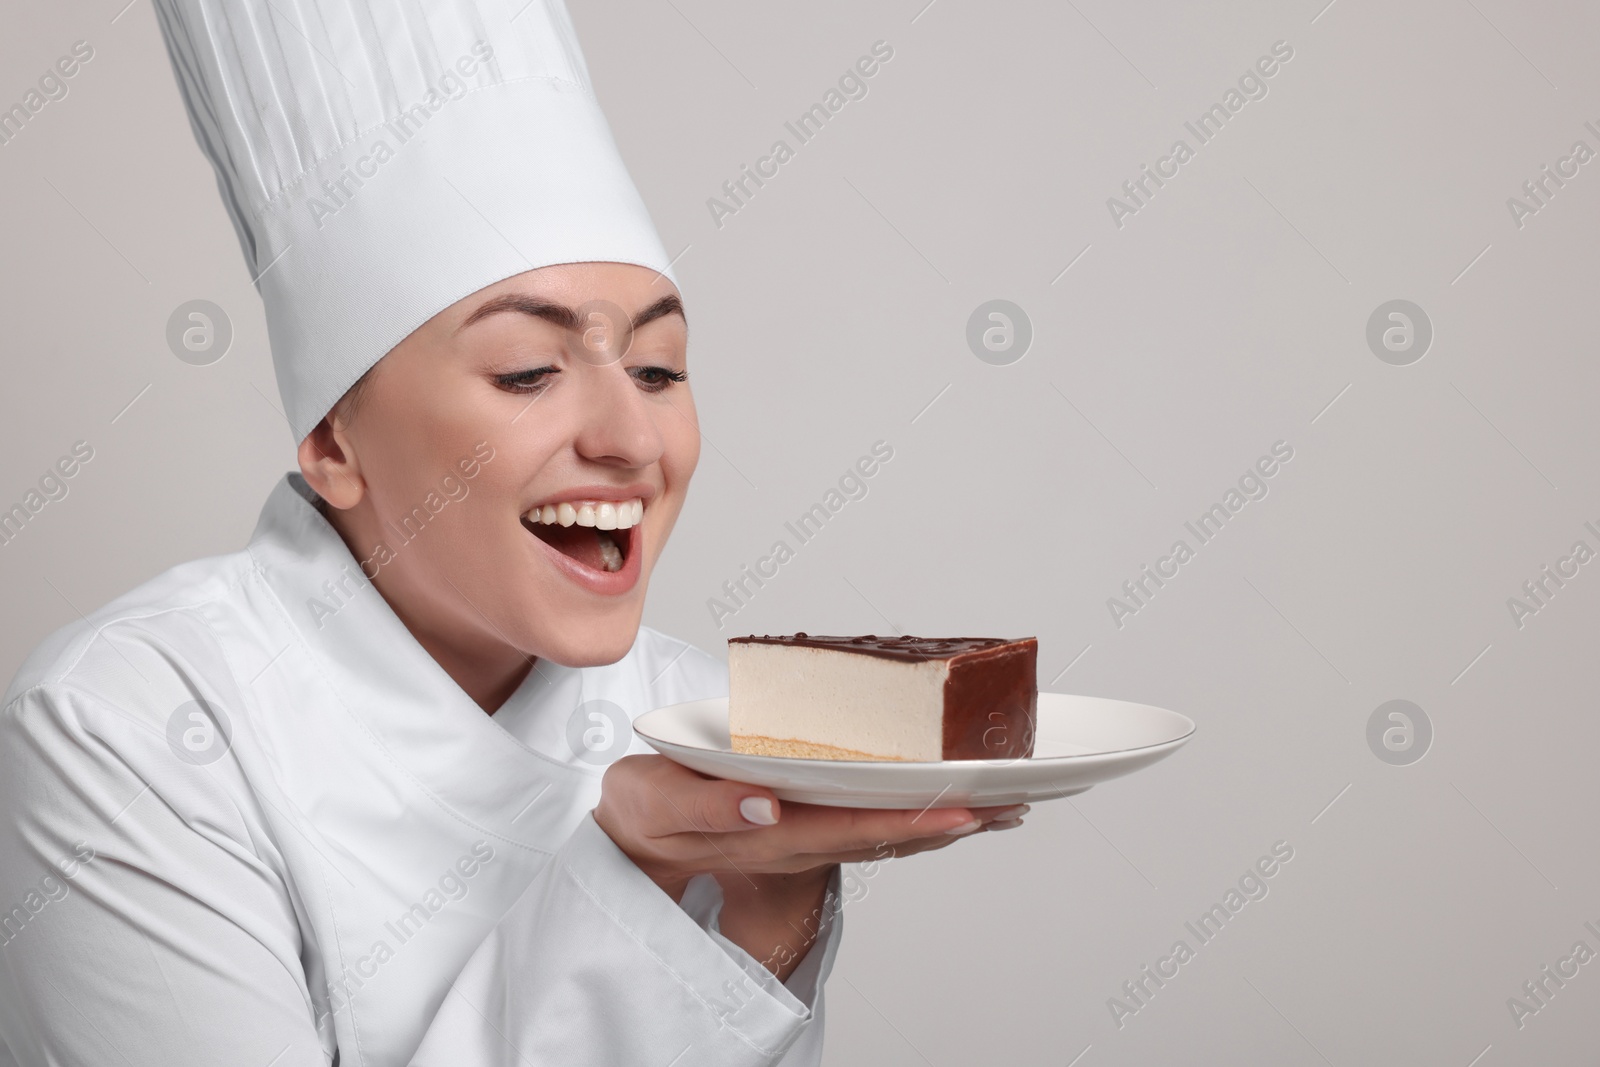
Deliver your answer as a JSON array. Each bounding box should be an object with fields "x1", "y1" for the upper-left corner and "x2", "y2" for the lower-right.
[{"x1": 297, "y1": 413, "x2": 365, "y2": 510}]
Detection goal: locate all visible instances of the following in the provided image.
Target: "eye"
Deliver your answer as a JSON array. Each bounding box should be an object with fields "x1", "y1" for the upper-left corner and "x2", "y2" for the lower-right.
[
  {"x1": 494, "y1": 366, "x2": 559, "y2": 394},
  {"x1": 633, "y1": 365, "x2": 688, "y2": 393}
]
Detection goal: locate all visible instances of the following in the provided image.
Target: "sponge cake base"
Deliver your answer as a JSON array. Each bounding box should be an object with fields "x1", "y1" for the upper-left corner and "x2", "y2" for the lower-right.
[{"x1": 730, "y1": 733, "x2": 919, "y2": 761}]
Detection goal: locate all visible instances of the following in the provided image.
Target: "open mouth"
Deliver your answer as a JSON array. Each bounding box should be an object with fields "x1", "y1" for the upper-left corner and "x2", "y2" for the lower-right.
[{"x1": 520, "y1": 498, "x2": 643, "y2": 574}]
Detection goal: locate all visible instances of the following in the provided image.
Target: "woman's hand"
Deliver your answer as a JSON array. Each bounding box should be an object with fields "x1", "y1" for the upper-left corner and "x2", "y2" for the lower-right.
[{"x1": 592, "y1": 754, "x2": 1027, "y2": 903}]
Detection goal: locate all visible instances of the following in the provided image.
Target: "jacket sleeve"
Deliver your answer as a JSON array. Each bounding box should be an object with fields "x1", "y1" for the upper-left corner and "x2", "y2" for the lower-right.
[
  {"x1": 694, "y1": 865, "x2": 843, "y2": 1067},
  {"x1": 410, "y1": 811, "x2": 843, "y2": 1065},
  {"x1": 0, "y1": 684, "x2": 337, "y2": 1065},
  {"x1": 0, "y1": 684, "x2": 841, "y2": 1066}
]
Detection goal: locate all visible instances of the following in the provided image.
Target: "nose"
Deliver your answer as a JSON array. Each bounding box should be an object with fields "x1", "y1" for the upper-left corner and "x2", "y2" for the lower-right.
[{"x1": 571, "y1": 362, "x2": 666, "y2": 470}]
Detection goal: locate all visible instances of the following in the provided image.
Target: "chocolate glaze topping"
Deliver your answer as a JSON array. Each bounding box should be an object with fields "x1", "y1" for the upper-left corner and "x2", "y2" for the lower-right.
[
  {"x1": 941, "y1": 639, "x2": 1036, "y2": 760},
  {"x1": 729, "y1": 633, "x2": 1022, "y2": 662}
]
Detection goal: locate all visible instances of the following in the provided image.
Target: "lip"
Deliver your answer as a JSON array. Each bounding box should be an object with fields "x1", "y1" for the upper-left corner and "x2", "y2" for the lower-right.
[
  {"x1": 525, "y1": 482, "x2": 657, "y2": 511},
  {"x1": 521, "y1": 511, "x2": 644, "y2": 596}
]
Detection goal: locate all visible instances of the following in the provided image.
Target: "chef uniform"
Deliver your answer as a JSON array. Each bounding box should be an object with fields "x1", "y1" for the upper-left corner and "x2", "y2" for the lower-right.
[{"x1": 0, "y1": 1, "x2": 841, "y2": 1064}]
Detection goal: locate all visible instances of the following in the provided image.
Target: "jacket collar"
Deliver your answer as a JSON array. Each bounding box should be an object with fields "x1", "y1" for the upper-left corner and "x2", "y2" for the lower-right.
[{"x1": 245, "y1": 472, "x2": 620, "y2": 847}]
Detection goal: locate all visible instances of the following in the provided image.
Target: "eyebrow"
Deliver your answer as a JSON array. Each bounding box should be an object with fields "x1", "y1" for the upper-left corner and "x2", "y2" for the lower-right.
[{"x1": 457, "y1": 292, "x2": 686, "y2": 335}]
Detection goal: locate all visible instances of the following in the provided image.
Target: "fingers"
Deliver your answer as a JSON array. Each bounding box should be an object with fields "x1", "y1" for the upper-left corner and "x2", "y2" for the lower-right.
[
  {"x1": 787, "y1": 804, "x2": 1032, "y2": 866},
  {"x1": 627, "y1": 756, "x2": 784, "y2": 836},
  {"x1": 968, "y1": 803, "x2": 1030, "y2": 820},
  {"x1": 743, "y1": 803, "x2": 975, "y2": 856},
  {"x1": 633, "y1": 756, "x2": 1016, "y2": 847},
  {"x1": 764, "y1": 800, "x2": 1034, "y2": 854},
  {"x1": 798, "y1": 823, "x2": 993, "y2": 867},
  {"x1": 602, "y1": 756, "x2": 1033, "y2": 886}
]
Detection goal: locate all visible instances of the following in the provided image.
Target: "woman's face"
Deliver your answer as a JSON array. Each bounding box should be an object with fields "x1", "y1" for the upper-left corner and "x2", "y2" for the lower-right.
[{"x1": 301, "y1": 261, "x2": 699, "y2": 673}]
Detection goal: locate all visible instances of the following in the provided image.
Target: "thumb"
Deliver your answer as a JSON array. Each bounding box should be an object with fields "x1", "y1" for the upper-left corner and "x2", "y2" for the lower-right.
[{"x1": 669, "y1": 775, "x2": 781, "y2": 834}]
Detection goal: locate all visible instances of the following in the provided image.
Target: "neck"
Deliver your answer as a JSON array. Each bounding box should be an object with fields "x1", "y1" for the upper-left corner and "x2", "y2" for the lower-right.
[
  {"x1": 322, "y1": 502, "x2": 534, "y2": 715},
  {"x1": 405, "y1": 622, "x2": 535, "y2": 714}
]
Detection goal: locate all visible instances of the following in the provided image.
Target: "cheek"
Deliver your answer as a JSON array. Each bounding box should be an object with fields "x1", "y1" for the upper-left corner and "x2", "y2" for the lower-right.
[
  {"x1": 661, "y1": 395, "x2": 701, "y2": 483},
  {"x1": 451, "y1": 445, "x2": 545, "y2": 526},
  {"x1": 641, "y1": 397, "x2": 698, "y2": 560},
  {"x1": 359, "y1": 378, "x2": 492, "y2": 488}
]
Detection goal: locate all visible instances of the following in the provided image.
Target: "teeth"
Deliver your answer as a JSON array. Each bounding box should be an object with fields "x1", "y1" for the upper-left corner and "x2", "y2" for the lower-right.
[
  {"x1": 598, "y1": 535, "x2": 623, "y2": 572},
  {"x1": 525, "y1": 497, "x2": 644, "y2": 530}
]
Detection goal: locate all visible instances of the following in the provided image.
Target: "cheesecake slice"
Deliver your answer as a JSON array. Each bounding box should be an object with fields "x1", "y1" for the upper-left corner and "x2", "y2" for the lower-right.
[{"x1": 727, "y1": 634, "x2": 1037, "y2": 762}]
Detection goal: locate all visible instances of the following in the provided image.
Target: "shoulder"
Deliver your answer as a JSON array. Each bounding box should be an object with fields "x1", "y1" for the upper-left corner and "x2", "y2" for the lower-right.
[
  {"x1": 0, "y1": 548, "x2": 274, "y2": 877},
  {"x1": 2, "y1": 545, "x2": 258, "y2": 734}
]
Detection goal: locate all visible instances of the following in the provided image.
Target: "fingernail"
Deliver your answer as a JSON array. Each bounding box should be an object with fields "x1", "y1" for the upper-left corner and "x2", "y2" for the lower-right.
[
  {"x1": 945, "y1": 819, "x2": 982, "y2": 835},
  {"x1": 993, "y1": 804, "x2": 1030, "y2": 820},
  {"x1": 989, "y1": 818, "x2": 1024, "y2": 831},
  {"x1": 739, "y1": 796, "x2": 777, "y2": 826}
]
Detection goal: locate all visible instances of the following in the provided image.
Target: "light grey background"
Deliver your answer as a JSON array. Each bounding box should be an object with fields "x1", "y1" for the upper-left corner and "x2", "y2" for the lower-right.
[{"x1": 3, "y1": 1, "x2": 1597, "y2": 1063}]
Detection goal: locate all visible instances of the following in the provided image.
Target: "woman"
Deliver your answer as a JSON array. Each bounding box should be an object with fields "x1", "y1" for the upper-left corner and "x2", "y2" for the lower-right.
[{"x1": 0, "y1": 2, "x2": 1024, "y2": 1064}]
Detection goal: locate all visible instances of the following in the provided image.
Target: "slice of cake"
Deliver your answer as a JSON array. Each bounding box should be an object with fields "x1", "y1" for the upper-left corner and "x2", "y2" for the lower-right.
[{"x1": 727, "y1": 634, "x2": 1037, "y2": 762}]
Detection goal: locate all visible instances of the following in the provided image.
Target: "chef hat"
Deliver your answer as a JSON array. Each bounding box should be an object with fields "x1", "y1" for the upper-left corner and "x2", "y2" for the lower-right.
[{"x1": 153, "y1": 0, "x2": 677, "y2": 442}]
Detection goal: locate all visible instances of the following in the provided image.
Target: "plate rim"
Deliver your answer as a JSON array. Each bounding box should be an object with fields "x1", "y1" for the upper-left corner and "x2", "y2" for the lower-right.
[{"x1": 633, "y1": 693, "x2": 1197, "y2": 766}]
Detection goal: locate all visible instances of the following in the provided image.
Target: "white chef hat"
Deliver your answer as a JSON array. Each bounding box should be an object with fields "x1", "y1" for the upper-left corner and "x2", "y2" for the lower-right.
[{"x1": 153, "y1": 0, "x2": 677, "y2": 442}]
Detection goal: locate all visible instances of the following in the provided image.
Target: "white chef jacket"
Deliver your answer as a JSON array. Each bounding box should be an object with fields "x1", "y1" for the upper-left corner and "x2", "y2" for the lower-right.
[{"x1": 0, "y1": 472, "x2": 841, "y2": 1066}]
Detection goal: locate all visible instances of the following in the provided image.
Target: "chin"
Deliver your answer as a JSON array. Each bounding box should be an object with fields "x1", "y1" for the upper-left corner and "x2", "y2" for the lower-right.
[{"x1": 529, "y1": 610, "x2": 644, "y2": 668}]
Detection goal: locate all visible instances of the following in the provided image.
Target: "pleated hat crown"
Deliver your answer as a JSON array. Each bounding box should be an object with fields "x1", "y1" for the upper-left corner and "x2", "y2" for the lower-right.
[{"x1": 153, "y1": 0, "x2": 676, "y2": 442}]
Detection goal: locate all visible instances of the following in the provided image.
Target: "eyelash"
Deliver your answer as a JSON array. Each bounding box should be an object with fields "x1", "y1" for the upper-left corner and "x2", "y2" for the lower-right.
[{"x1": 493, "y1": 365, "x2": 688, "y2": 395}]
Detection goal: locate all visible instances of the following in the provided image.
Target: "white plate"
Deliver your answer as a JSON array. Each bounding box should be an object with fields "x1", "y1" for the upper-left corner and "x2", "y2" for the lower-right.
[{"x1": 632, "y1": 694, "x2": 1195, "y2": 809}]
